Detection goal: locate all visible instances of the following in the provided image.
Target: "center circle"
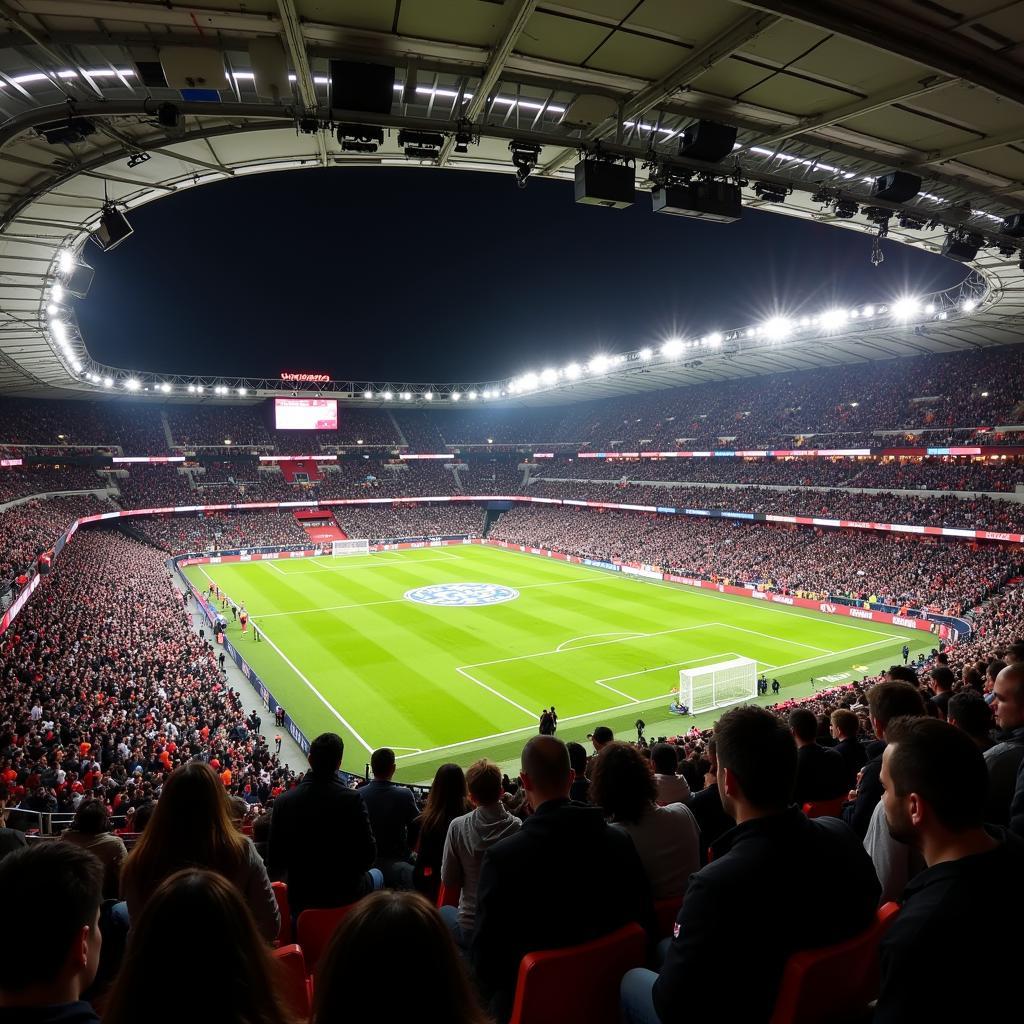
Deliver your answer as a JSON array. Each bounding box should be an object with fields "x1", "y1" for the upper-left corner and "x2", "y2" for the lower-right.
[{"x1": 404, "y1": 582, "x2": 521, "y2": 607}]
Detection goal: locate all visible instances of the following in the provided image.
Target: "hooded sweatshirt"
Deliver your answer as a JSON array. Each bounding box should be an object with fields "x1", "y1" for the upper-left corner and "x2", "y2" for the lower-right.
[{"x1": 441, "y1": 803, "x2": 521, "y2": 932}]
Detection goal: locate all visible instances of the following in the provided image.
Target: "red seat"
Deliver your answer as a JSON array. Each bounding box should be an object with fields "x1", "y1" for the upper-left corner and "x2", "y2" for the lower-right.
[
  {"x1": 296, "y1": 904, "x2": 359, "y2": 974},
  {"x1": 508, "y1": 923, "x2": 647, "y2": 1024},
  {"x1": 272, "y1": 944, "x2": 312, "y2": 1019},
  {"x1": 653, "y1": 896, "x2": 682, "y2": 938},
  {"x1": 437, "y1": 882, "x2": 461, "y2": 908},
  {"x1": 802, "y1": 797, "x2": 845, "y2": 819},
  {"x1": 272, "y1": 881, "x2": 292, "y2": 947},
  {"x1": 769, "y1": 902, "x2": 900, "y2": 1024}
]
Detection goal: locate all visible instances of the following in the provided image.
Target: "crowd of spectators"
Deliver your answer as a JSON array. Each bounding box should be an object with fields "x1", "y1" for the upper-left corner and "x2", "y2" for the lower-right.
[
  {"x1": 116, "y1": 467, "x2": 196, "y2": 509},
  {"x1": 333, "y1": 504, "x2": 483, "y2": 542},
  {"x1": 131, "y1": 512, "x2": 311, "y2": 554},
  {"x1": 0, "y1": 464, "x2": 107, "y2": 504},
  {"x1": 0, "y1": 399, "x2": 166, "y2": 452}
]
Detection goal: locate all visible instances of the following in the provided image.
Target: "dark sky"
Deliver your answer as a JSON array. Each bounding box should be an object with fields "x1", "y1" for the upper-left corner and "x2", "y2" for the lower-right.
[{"x1": 77, "y1": 168, "x2": 968, "y2": 384}]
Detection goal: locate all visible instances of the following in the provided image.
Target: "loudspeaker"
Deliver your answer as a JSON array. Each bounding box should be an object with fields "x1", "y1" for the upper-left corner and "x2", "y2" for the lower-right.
[
  {"x1": 329, "y1": 60, "x2": 395, "y2": 114},
  {"x1": 941, "y1": 233, "x2": 980, "y2": 262},
  {"x1": 92, "y1": 207, "x2": 133, "y2": 252},
  {"x1": 158, "y1": 46, "x2": 227, "y2": 91},
  {"x1": 678, "y1": 120, "x2": 737, "y2": 163},
  {"x1": 574, "y1": 160, "x2": 634, "y2": 209},
  {"x1": 652, "y1": 181, "x2": 742, "y2": 223},
  {"x1": 871, "y1": 171, "x2": 921, "y2": 203},
  {"x1": 249, "y1": 37, "x2": 291, "y2": 100}
]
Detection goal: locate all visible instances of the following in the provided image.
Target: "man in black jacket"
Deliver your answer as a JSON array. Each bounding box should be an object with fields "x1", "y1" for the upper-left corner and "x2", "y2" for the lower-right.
[
  {"x1": 790, "y1": 708, "x2": 848, "y2": 805},
  {"x1": 830, "y1": 708, "x2": 867, "y2": 790},
  {"x1": 687, "y1": 737, "x2": 734, "y2": 860},
  {"x1": 876, "y1": 716, "x2": 1024, "y2": 1022},
  {"x1": 268, "y1": 733, "x2": 380, "y2": 917},
  {"x1": 359, "y1": 747, "x2": 420, "y2": 889},
  {"x1": 471, "y1": 736, "x2": 652, "y2": 1023},
  {"x1": 621, "y1": 707, "x2": 880, "y2": 1024},
  {"x1": 841, "y1": 680, "x2": 926, "y2": 838}
]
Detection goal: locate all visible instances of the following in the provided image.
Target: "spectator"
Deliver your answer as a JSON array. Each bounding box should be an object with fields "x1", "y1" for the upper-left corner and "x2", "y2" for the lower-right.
[
  {"x1": 985, "y1": 663, "x2": 1024, "y2": 824},
  {"x1": 412, "y1": 763, "x2": 470, "y2": 904},
  {"x1": 472, "y1": 736, "x2": 652, "y2": 1021},
  {"x1": 360, "y1": 747, "x2": 420, "y2": 889},
  {"x1": 440, "y1": 759, "x2": 521, "y2": 947},
  {"x1": 842, "y1": 681, "x2": 927, "y2": 838},
  {"x1": 789, "y1": 708, "x2": 848, "y2": 804},
  {"x1": 875, "y1": 717, "x2": 1024, "y2": 1022},
  {"x1": 268, "y1": 732, "x2": 380, "y2": 918},
  {"x1": 589, "y1": 742, "x2": 699, "y2": 901},
  {"x1": 312, "y1": 891, "x2": 489, "y2": 1024},
  {"x1": 686, "y1": 736, "x2": 734, "y2": 857},
  {"x1": 119, "y1": 761, "x2": 279, "y2": 941},
  {"x1": 567, "y1": 741, "x2": 590, "y2": 803},
  {"x1": 61, "y1": 799, "x2": 127, "y2": 901},
  {"x1": 650, "y1": 742, "x2": 691, "y2": 804},
  {"x1": 0, "y1": 791, "x2": 27, "y2": 862},
  {"x1": 830, "y1": 708, "x2": 867, "y2": 789},
  {"x1": 947, "y1": 690, "x2": 994, "y2": 752},
  {"x1": 927, "y1": 666, "x2": 956, "y2": 719},
  {"x1": 621, "y1": 707, "x2": 880, "y2": 1024},
  {"x1": 0, "y1": 844, "x2": 104, "y2": 1024}
]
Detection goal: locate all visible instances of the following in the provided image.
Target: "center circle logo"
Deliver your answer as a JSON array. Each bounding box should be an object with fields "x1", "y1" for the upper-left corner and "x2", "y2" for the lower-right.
[{"x1": 404, "y1": 583, "x2": 520, "y2": 607}]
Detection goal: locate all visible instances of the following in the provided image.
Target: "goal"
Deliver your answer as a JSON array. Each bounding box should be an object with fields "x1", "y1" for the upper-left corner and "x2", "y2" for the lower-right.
[
  {"x1": 331, "y1": 538, "x2": 370, "y2": 557},
  {"x1": 679, "y1": 657, "x2": 758, "y2": 716}
]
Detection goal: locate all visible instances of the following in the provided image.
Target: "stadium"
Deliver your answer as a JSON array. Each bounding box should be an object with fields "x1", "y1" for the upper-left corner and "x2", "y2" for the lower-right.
[{"x1": 0, "y1": 1, "x2": 1022, "y2": 1022}]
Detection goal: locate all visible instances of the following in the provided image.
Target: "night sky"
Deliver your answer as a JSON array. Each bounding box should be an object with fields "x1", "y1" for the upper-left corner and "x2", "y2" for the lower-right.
[{"x1": 76, "y1": 168, "x2": 968, "y2": 384}]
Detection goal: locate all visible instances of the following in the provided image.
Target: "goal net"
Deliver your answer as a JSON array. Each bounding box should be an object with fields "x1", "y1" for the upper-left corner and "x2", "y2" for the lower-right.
[
  {"x1": 679, "y1": 657, "x2": 758, "y2": 715},
  {"x1": 331, "y1": 538, "x2": 370, "y2": 557}
]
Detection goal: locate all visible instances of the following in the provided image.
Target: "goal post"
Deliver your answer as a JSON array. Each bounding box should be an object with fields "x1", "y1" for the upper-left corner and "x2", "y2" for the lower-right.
[
  {"x1": 678, "y1": 657, "x2": 758, "y2": 716},
  {"x1": 331, "y1": 538, "x2": 370, "y2": 557}
]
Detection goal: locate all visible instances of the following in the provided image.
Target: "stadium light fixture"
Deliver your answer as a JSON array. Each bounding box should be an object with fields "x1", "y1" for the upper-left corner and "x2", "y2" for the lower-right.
[
  {"x1": 72, "y1": 360, "x2": 82, "y2": 372},
  {"x1": 891, "y1": 297, "x2": 920, "y2": 320},
  {"x1": 46, "y1": 303, "x2": 59, "y2": 316},
  {"x1": 819, "y1": 308, "x2": 848, "y2": 331},
  {"x1": 159, "y1": 382, "x2": 171, "y2": 393},
  {"x1": 982, "y1": 390, "x2": 990, "y2": 397},
  {"x1": 541, "y1": 368, "x2": 558, "y2": 384},
  {"x1": 451, "y1": 392, "x2": 461, "y2": 401},
  {"x1": 564, "y1": 363, "x2": 581, "y2": 379},
  {"x1": 863, "y1": 305, "x2": 875, "y2": 317},
  {"x1": 520, "y1": 372, "x2": 539, "y2": 392},
  {"x1": 187, "y1": 385, "x2": 196, "y2": 393},
  {"x1": 925, "y1": 303, "x2": 936, "y2": 314},
  {"x1": 51, "y1": 282, "x2": 64, "y2": 303},
  {"x1": 382, "y1": 390, "x2": 393, "y2": 400},
  {"x1": 424, "y1": 391, "x2": 433, "y2": 401},
  {"x1": 706, "y1": 332, "x2": 722, "y2": 347},
  {"x1": 662, "y1": 338, "x2": 685, "y2": 358},
  {"x1": 588, "y1": 355, "x2": 610, "y2": 374},
  {"x1": 363, "y1": 390, "x2": 373, "y2": 399},
  {"x1": 401, "y1": 391, "x2": 412, "y2": 401},
  {"x1": 238, "y1": 387, "x2": 247, "y2": 396},
  {"x1": 103, "y1": 377, "x2": 113, "y2": 388},
  {"x1": 58, "y1": 249, "x2": 75, "y2": 275},
  {"x1": 761, "y1": 317, "x2": 793, "y2": 341},
  {"x1": 125, "y1": 379, "x2": 140, "y2": 390},
  {"x1": 468, "y1": 390, "x2": 478, "y2": 400},
  {"x1": 638, "y1": 347, "x2": 652, "y2": 360},
  {"x1": 961, "y1": 299, "x2": 977, "y2": 312},
  {"x1": 357, "y1": 439, "x2": 364, "y2": 445}
]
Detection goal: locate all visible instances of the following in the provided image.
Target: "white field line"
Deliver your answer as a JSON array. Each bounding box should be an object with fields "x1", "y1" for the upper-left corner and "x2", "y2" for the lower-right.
[
  {"x1": 265, "y1": 559, "x2": 289, "y2": 577},
  {"x1": 454, "y1": 667, "x2": 539, "y2": 720},
  {"x1": 556, "y1": 632, "x2": 646, "y2": 652},
  {"x1": 719, "y1": 623, "x2": 831, "y2": 653},
  {"x1": 271, "y1": 554, "x2": 462, "y2": 575},
  {"x1": 196, "y1": 567, "x2": 375, "y2": 754},
  {"x1": 595, "y1": 652, "x2": 739, "y2": 702}
]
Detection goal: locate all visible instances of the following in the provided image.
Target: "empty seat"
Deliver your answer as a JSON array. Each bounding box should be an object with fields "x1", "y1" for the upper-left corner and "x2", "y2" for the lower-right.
[
  {"x1": 272, "y1": 943, "x2": 311, "y2": 1019},
  {"x1": 296, "y1": 904, "x2": 359, "y2": 974},
  {"x1": 272, "y1": 881, "x2": 292, "y2": 946}
]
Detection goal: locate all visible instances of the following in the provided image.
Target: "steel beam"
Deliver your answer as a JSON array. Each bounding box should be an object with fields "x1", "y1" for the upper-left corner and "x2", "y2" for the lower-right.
[{"x1": 275, "y1": 0, "x2": 326, "y2": 165}]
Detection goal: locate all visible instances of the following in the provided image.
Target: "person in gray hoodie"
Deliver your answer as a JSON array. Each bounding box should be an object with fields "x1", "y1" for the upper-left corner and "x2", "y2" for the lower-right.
[{"x1": 440, "y1": 758, "x2": 521, "y2": 948}]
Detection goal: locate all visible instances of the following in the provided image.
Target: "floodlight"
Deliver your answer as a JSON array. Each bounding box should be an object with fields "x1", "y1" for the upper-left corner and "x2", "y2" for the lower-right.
[
  {"x1": 588, "y1": 355, "x2": 609, "y2": 374},
  {"x1": 451, "y1": 392, "x2": 461, "y2": 401},
  {"x1": 520, "y1": 372, "x2": 539, "y2": 391},
  {"x1": 57, "y1": 249, "x2": 75, "y2": 275},
  {"x1": 761, "y1": 317, "x2": 793, "y2": 341},
  {"x1": 638, "y1": 347, "x2": 652, "y2": 360},
  {"x1": 159, "y1": 382, "x2": 171, "y2": 393},
  {"x1": 93, "y1": 204, "x2": 133, "y2": 252},
  {"x1": 833, "y1": 199, "x2": 859, "y2": 219},
  {"x1": 468, "y1": 391, "x2": 478, "y2": 400},
  {"x1": 363, "y1": 390, "x2": 373, "y2": 399},
  {"x1": 46, "y1": 303, "x2": 59, "y2": 316},
  {"x1": 541, "y1": 368, "x2": 558, "y2": 384},
  {"x1": 401, "y1": 392, "x2": 412, "y2": 400},
  {"x1": 383, "y1": 390, "x2": 393, "y2": 400},
  {"x1": 925, "y1": 303, "x2": 936, "y2": 314},
  {"x1": 72, "y1": 361, "x2": 82, "y2": 372},
  {"x1": 819, "y1": 308, "x2": 848, "y2": 331},
  {"x1": 187, "y1": 385, "x2": 196, "y2": 393},
  {"x1": 424, "y1": 391, "x2": 433, "y2": 400},
  {"x1": 753, "y1": 181, "x2": 789, "y2": 204},
  {"x1": 238, "y1": 387, "x2": 247, "y2": 395},
  {"x1": 863, "y1": 305, "x2": 875, "y2": 317},
  {"x1": 103, "y1": 377, "x2": 113, "y2": 388},
  {"x1": 961, "y1": 299, "x2": 977, "y2": 312},
  {"x1": 662, "y1": 338, "x2": 685, "y2": 358},
  {"x1": 51, "y1": 282, "x2": 64, "y2": 302},
  {"x1": 706, "y1": 332, "x2": 722, "y2": 347},
  {"x1": 891, "y1": 297, "x2": 920, "y2": 320},
  {"x1": 564, "y1": 363, "x2": 581, "y2": 379},
  {"x1": 125, "y1": 379, "x2": 140, "y2": 390}
]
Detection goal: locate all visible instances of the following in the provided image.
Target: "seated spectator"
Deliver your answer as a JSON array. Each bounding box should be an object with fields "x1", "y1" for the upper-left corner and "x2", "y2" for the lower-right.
[
  {"x1": 359, "y1": 747, "x2": 420, "y2": 889},
  {"x1": 686, "y1": 736, "x2": 734, "y2": 857},
  {"x1": 472, "y1": 736, "x2": 652, "y2": 1022},
  {"x1": 120, "y1": 761, "x2": 279, "y2": 941},
  {"x1": 312, "y1": 891, "x2": 489, "y2": 1024},
  {"x1": 789, "y1": 708, "x2": 848, "y2": 804},
  {"x1": 842, "y1": 681, "x2": 927, "y2": 838},
  {"x1": 567, "y1": 741, "x2": 590, "y2": 802},
  {"x1": 650, "y1": 742, "x2": 691, "y2": 804},
  {"x1": 586, "y1": 726, "x2": 614, "y2": 772},
  {"x1": 927, "y1": 666, "x2": 956, "y2": 719},
  {"x1": 412, "y1": 763, "x2": 470, "y2": 904},
  {"x1": 0, "y1": 844, "x2": 104, "y2": 1024},
  {"x1": 61, "y1": 799, "x2": 127, "y2": 901},
  {"x1": 948, "y1": 690, "x2": 994, "y2": 753},
  {"x1": 621, "y1": 707, "x2": 880, "y2": 1024},
  {"x1": 589, "y1": 742, "x2": 699, "y2": 901},
  {"x1": 440, "y1": 759, "x2": 521, "y2": 947},
  {"x1": 0, "y1": 791, "x2": 27, "y2": 863},
  {"x1": 985, "y1": 663, "x2": 1024, "y2": 824},
  {"x1": 830, "y1": 708, "x2": 867, "y2": 789},
  {"x1": 268, "y1": 733, "x2": 380, "y2": 918},
  {"x1": 876, "y1": 717, "x2": 1024, "y2": 1022},
  {"x1": 102, "y1": 869, "x2": 292, "y2": 1024}
]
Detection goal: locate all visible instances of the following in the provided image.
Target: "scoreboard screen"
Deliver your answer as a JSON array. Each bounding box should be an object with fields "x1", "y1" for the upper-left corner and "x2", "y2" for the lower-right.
[{"x1": 274, "y1": 398, "x2": 338, "y2": 430}]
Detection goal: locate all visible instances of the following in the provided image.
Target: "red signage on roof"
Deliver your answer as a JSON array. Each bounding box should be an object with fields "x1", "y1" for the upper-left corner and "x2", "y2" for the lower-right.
[{"x1": 280, "y1": 371, "x2": 332, "y2": 383}]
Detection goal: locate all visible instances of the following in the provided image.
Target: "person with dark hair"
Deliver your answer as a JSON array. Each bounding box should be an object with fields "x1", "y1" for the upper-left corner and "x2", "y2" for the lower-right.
[
  {"x1": 313, "y1": 892, "x2": 489, "y2": 1024},
  {"x1": 875, "y1": 717, "x2": 1024, "y2": 1022},
  {"x1": 0, "y1": 844, "x2": 104, "y2": 1024},
  {"x1": 789, "y1": 709, "x2": 847, "y2": 805},
  {"x1": 120, "y1": 761, "x2": 279, "y2": 941},
  {"x1": 360, "y1": 747, "x2": 420, "y2": 889},
  {"x1": 650, "y1": 743, "x2": 690, "y2": 804},
  {"x1": 566, "y1": 741, "x2": 590, "y2": 803},
  {"x1": 131, "y1": 800, "x2": 155, "y2": 834},
  {"x1": 830, "y1": 708, "x2": 867, "y2": 789},
  {"x1": 412, "y1": 764, "x2": 470, "y2": 903},
  {"x1": 886, "y1": 665, "x2": 918, "y2": 686},
  {"x1": 538, "y1": 709, "x2": 554, "y2": 735},
  {"x1": 441, "y1": 759, "x2": 521, "y2": 947},
  {"x1": 102, "y1": 870, "x2": 293, "y2": 1024},
  {"x1": 621, "y1": 707, "x2": 879, "y2": 1024},
  {"x1": 687, "y1": 737, "x2": 733, "y2": 858},
  {"x1": 927, "y1": 666, "x2": 956, "y2": 719},
  {"x1": 269, "y1": 732, "x2": 380, "y2": 917},
  {"x1": 61, "y1": 799, "x2": 127, "y2": 900},
  {"x1": 842, "y1": 681, "x2": 927, "y2": 838},
  {"x1": 586, "y1": 726, "x2": 614, "y2": 766},
  {"x1": 472, "y1": 736, "x2": 652, "y2": 1021},
  {"x1": 0, "y1": 790, "x2": 27, "y2": 863},
  {"x1": 590, "y1": 742, "x2": 698, "y2": 901},
  {"x1": 985, "y1": 663, "x2": 1024, "y2": 824},
  {"x1": 948, "y1": 690, "x2": 994, "y2": 752}
]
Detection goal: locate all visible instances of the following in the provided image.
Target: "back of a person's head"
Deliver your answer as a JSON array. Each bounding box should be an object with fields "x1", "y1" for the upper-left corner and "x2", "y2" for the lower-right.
[
  {"x1": 650, "y1": 742, "x2": 679, "y2": 776},
  {"x1": 465, "y1": 759, "x2": 502, "y2": 806},
  {"x1": 71, "y1": 798, "x2": 108, "y2": 835},
  {"x1": 947, "y1": 690, "x2": 993, "y2": 739},
  {"x1": 313, "y1": 892, "x2": 488, "y2": 1024},
  {"x1": 788, "y1": 708, "x2": 818, "y2": 743},
  {"x1": 420, "y1": 764, "x2": 468, "y2": 837},
  {"x1": 930, "y1": 666, "x2": 955, "y2": 692},
  {"x1": 132, "y1": 800, "x2": 155, "y2": 832},
  {"x1": 565, "y1": 741, "x2": 588, "y2": 779},
  {"x1": 886, "y1": 665, "x2": 918, "y2": 685},
  {"x1": 521, "y1": 736, "x2": 571, "y2": 798},
  {"x1": 715, "y1": 707, "x2": 796, "y2": 812},
  {"x1": 0, "y1": 843, "x2": 103, "y2": 996},
  {"x1": 371, "y1": 747, "x2": 396, "y2": 777},
  {"x1": 1006, "y1": 641, "x2": 1024, "y2": 664},
  {"x1": 589, "y1": 742, "x2": 657, "y2": 824},
  {"x1": 885, "y1": 717, "x2": 988, "y2": 834},
  {"x1": 102, "y1": 870, "x2": 290, "y2": 1024},
  {"x1": 830, "y1": 708, "x2": 859, "y2": 739},
  {"x1": 987, "y1": 658, "x2": 1007, "y2": 681},
  {"x1": 308, "y1": 733, "x2": 344, "y2": 777},
  {"x1": 868, "y1": 680, "x2": 927, "y2": 730},
  {"x1": 229, "y1": 795, "x2": 248, "y2": 825}
]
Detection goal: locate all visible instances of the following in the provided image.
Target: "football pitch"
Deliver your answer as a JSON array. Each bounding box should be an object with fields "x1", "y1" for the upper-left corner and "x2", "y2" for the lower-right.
[{"x1": 183, "y1": 545, "x2": 929, "y2": 783}]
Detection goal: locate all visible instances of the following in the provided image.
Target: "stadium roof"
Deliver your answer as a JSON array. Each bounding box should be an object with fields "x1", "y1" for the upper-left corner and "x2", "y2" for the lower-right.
[{"x1": 1, "y1": 0, "x2": 1023, "y2": 406}]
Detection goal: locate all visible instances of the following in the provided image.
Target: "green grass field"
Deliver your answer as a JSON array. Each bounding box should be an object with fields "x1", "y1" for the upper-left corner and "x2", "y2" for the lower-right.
[{"x1": 184, "y1": 545, "x2": 931, "y2": 783}]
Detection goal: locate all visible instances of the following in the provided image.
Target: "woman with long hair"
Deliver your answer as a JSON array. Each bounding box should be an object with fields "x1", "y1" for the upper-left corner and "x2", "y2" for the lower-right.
[
  {"x1": 119, "y1": 760, "x2": 279, "y2": 939},
  {"x1": 104, "y1": 870, "x2": 293, "y2": 1024},
  {"x1": 411, "y1": 763, "x2": 469, "y2": 903},
  {"x1": 61, "y1": 797, "x2": 127, "y2": 899},
  {"x1": 312, "y1": 891, "x2": 490, "y2": 1024}
]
